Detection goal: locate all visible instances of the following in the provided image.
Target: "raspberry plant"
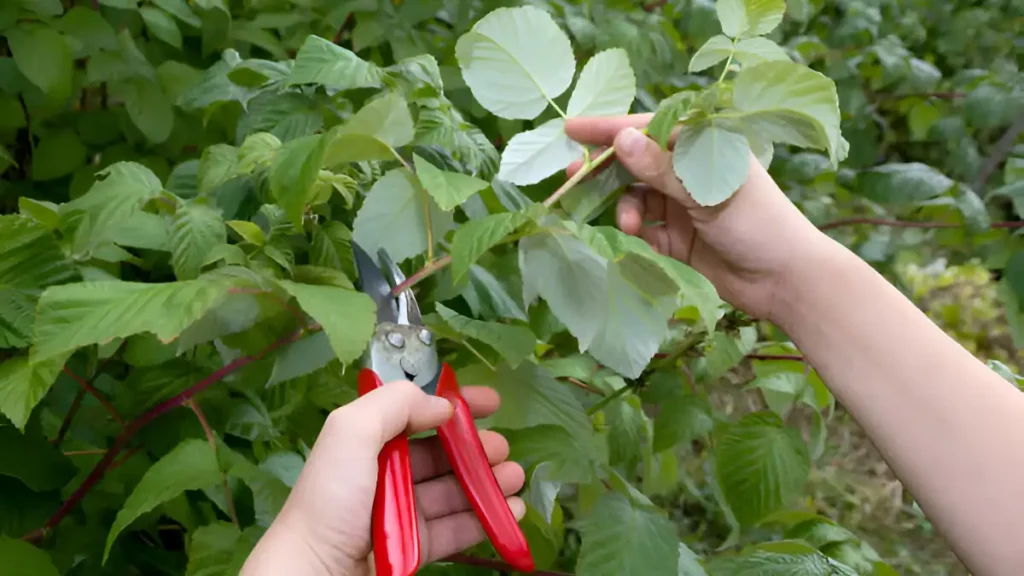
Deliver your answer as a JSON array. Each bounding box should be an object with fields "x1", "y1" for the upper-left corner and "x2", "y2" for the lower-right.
[{"x1": 1, "y1": 0, "x2": 1022, "y2": 575}]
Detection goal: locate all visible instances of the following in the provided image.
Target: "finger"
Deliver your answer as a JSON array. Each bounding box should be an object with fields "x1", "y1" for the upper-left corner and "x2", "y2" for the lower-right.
[
  {"x1": 617, "y1": 188, "x2": 645, "y2": 236},
  {"x1": 565, "y1": 146, "x2": 614, "y2": 178},
  {"x1": 458, "y1": 386, "x2": 501, "y2": 419},
  {"x1": 424, "y1": 497, "x2": 528, "y2": 562},
  {"x1": 325, "y1": 381, "x2": 453, "y2": 454},
  {"x1": 409, "y1": 429, "x2": 510, "y2": 482},
  {"x1": 415, "y1": 461, "x2": 525, "y2": 520},
  {"x1": 612, "y1": 128, "x2": 696, "y2": 210},
  {"x1": 564, "y1": 114, "x2": 654, "y2": 146}
]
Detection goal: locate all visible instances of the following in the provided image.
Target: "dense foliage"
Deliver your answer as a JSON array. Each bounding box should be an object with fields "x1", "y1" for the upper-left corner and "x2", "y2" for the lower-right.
[{"x1": 1, "y1": 0, "x2": 1021, "y2": 574}]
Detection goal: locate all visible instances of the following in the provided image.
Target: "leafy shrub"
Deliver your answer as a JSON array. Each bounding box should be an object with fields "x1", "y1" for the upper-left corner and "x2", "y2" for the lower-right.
[{"x1": 0, "y1": 0, "x2": 1021, "y2": 574}]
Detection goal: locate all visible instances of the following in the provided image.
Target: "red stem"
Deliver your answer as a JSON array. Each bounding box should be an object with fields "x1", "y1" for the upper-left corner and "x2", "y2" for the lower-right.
[
  {"x1": 188, "y1": 399, "x2": 239, "y2": 527},
  {"x1": 61, "y1": 366, "x2": 123, "y2": 425},
  {"x1": 22, "y1": 326, "x2": 310, "y2": 543},
  {"x1": 52, "y1": 388, "x2": 86, "y2": 445}
]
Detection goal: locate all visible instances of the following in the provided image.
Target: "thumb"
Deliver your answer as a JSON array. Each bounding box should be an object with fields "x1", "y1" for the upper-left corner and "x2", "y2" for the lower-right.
[
  {"x1": 337, "y1": 380, "x2": 453, "y2": 453},
  {"x1": 613, "y1": 127, "x2": 698, "y2": 210}
]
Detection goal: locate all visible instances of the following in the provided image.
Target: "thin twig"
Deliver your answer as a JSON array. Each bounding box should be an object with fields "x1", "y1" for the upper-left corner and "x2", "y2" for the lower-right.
[
  {"x1": 187, "y1": 399, "x2": 239, "y2": 527},
  {"x1": 52, "y1": 388, "x2": 86, "y2": 445},
  {"x1": 563, "y1": 376, "x2": 603, "y2": 395},
  {"x1": 445, "y1": 553, "x2": 573, "y2": 576},
  {"x1": 390, "y1": 255, "x2": 451, "y2": 296},
  {"x1": 542, "y1": 146, "x2": 617, "y2": 208},
  {"x1": 747, "y1": 354, "x2": 805, "y2": 362},
  {"x1": 586, "y1": 383, "x2": 634, "y2": 416},
  {"x1": 63, "y1": 449, "x2": 108, "y2": 456},
  {"x1": 21, "y1": 326, "x2": 314, "y2": 543},
  {"x1": 974, "y1": 114, "x2": 1024, "y2": 192},
  {"x1": 61, "y1": 366, "x2": 123, "y2": 424}
]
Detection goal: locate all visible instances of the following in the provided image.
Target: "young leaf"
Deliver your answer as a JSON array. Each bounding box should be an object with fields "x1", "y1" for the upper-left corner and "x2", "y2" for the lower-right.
[
  {"x1": 269, "y1": 133, "x2": 330, "y2": 226},
  {"x1": 171, "y1": 201, "x2": 227, "y2": 281},
  {"x1": 647, "y1": 92, "x2": 696, "y2": 150},
  {"x1": 185, "y1": 522, "x2": 247, "y2": 576},
  {"x1": 566, "y1": 48, "x2": 637, "y2": 117},
  {"x1": 104, "y1": 439, "x2": 222, "y2": 561},
  {"x1": 351, "y1": 168, "x2": 455, "y2": 263},
  {"x1": 6, "y1": 24, "x2": 73, "y2": 103},
  {"x1": 435, "y1": 303, "x2": 536, "y2": 367},
  {"x1": 323, "y1": 92, "x2": 414, "y2": 167},
  {"x1": 285, "y1": 35, "x2": 384, "y2": 90},
  {"x1": 449, "y1": 210, "x2": 530, "y2": 283},
  {"x1": 498, "y1": 118, "x2": 583, "y2": 186},
  {"x1": 730, "y1": 61, "x2": 844, "y2": 166},
  {"x1": 0, "y1": 535, "x2": 60, "y2": 576},
  {"x1": 276, "y1": 280, "x2": 376, "y2": 366},
  {"x1": 32, "y1": 275, "x2": 239, "y2": 362},
  {"x1": 672, "y1": 120, "x2": 752, "y2": 207},
  {"x1": 714, "y1": 411, "x2": 810, "y2": 526},
  {"x1": 688, "y1": 35, "x2": 735, "y2": 73},
  {"x1": 455, "y1": 5, "x2": 576, "y2": 119},
  {"x1": 0, "y1": 352, "x2": 70, "y2": 430},
  {"x1": 0, "y1": 215, "x2": 78, "y2": 348},
  {"x1": 413, "y1": 154, "x2": 490, "y2": 211},
  {"x1": 716, "y1": 0, "x2": 787, "y2": 39},
  {"x1": 575, "y1": 492, "x2": 679, "y2": 575}
]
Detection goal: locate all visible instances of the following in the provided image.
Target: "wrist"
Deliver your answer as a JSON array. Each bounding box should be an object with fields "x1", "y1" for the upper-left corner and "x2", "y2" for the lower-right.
[{"x1": 767, "y1": 231, "x2": 854, "y2": 332}]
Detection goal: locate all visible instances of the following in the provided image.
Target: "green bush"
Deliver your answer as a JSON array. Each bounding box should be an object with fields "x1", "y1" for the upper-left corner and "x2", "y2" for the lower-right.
[{"x1": 0, "y1": 0, "x2": 1021, "y2": 574}]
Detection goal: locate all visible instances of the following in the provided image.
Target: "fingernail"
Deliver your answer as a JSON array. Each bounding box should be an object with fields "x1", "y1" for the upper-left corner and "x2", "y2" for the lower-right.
[{"x1": 617, "y1": 127, "x2": 647, "y2": 158}]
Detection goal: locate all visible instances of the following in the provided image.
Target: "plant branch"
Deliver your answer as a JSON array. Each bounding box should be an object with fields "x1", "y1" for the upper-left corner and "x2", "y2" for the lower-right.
[
  {"x1": 22, "y1": 325, "x2": 313, "y2": 543},
  {"x1": 61, "y1": 366, "x2": 123, "y2": 425},
  {"x1": 820, "y1": 218, "x2": 1024, "y2": 231},
  {"x1": 187, "y1": 399, "x2": 239, "y2": 527},
  {"x1": 586, "y1": 383, "x2": 634, "y2": 416},
  {"x1": 563, "y1": 376, "x2": 603, "y2": 395},
  {"x1": 974, "y1": 114, "x2": 1024, "y2": 192},
  {"x1": 542, "y1": 146, "x2": 618, "y2": 208},
  {"x1": 445, "y1": 553, "x2": 572, "y2": 576},
  {"x1": 747, "y1": 354, "x2": 805, "y2": 362},
  {"x1": 52, "y1": 388, "x2": 86, "y2": 445}
]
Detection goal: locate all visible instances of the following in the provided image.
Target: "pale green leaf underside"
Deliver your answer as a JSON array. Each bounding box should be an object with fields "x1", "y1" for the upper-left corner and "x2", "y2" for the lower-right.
[
  {"x1": 566, "y1": 48, "x2": 637, "y2": 117},
  {"x1": 717, "y1": 0, "x2": 787, "y2": 39},
  {"x1": 498, "y1": 118, "x2": 582, "y2": 186},
  {"x1": 673, "y1": 121, "x2": 752, "y2": 207},
  {"x1": 351, "y1": 168, "x2": 455, "y2": 263},
  {"x1": 455, "y1": 5, "x2": 576, "y2": 119},
  {"x1": 104, "y1": 439, "x2": 222, "y2": 561},
  {"x1": 689, "y1": 35, "x2": 735, "y2": 73}
]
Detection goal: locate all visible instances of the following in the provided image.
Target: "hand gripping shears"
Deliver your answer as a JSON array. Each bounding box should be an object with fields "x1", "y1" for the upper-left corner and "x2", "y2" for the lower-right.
[{"x1": 352, "y1": 241, "x2": 535, "y2": 576}]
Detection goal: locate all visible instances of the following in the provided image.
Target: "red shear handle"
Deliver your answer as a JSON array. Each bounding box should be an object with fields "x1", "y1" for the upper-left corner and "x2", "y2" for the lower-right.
[
  {"x1": 434, "y1": 363, "x2": 535, "y2": 573},
  {"x1": 357, "y1": 369, "x2": 421, "y2": 576}
]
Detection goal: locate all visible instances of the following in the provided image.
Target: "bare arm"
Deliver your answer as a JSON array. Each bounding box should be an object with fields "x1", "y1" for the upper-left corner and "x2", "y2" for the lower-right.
[{"x1": 773, "y1": 234, "x2": 1024, "y2": 576}]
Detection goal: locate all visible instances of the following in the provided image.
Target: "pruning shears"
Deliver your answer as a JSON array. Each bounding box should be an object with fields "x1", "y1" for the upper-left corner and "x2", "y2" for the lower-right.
[{"x1": 352, "y1": 241, "x2": 535, "y2": 576}]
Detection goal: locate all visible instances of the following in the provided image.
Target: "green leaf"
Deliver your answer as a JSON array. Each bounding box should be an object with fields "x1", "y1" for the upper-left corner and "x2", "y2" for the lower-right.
[
  {"x1": 186, "y1": 522, "x2": 247, "y2": 576},
  {"x1": 276, "y1": 280, "x2": 376, "y2": 366},
  {"x1": 171, "y1": 201, "x2": 227, "y2": 281},
  {"x1": 734, "y1": 37, "x2": 791, "y2": 66},
  {"x1": 57, "y1": 7, "x2": 118, "y2": 56},
  {"x1": 460, "y1": 361, "x2": 591, "y2": 442},
  {"x1": 648, "y1": 92, "x2": 696, "y2": 150},
  {"x1": 140, "y1": 6, "x2": 182, "y2": 49},
  {"x1": 575, "y1": 492, "x2": 679, "y2": 575},
  {"x1": 449, "y1": 210, "x2": 530, "y2": 283},
  {"x1": 716, "y1": 0, "x2": 787, "y2": 39},
  {"x1": 286, "y1": 35, "x2": 384, "y2": 91},
  {"x1": 435, "y1": 303, "x2": 535, "y2": 367},
  {"x1": 31, "y1": 130, "x2": 87, "y2": 181},
  {"x1": 267, "y1": 331, "x2": 334, "y2": 386},
  {"x1": 413, "y1": 154, "x2": 490, "y2": 211},
  {"x1": 853, "y1": 162, "x2": 955, "y2": 204},
  {"x1": 498, "y1": 118, "x2": 583, "y2": 186},
  {"x1": 0, "y1": 353, "x2": 69, "y2": 430},
  {"x1": 505, "y1": 424, "x2": 604, "y2": 484},
  {"x1": 351, "y1": 168, "x2": 455, "y2": 263},
  {"x1": 652, "y1": 393, "x2": 714, "y2": 452},
  {"x1": 714, "y1": 411, "x2": 810, "y2": 526},
  {"x1": 6, "y1": 24, "x2": 73, "y2": 103},
  {"x1": 566, "y1": 48, "x2": 637, "y2": 117},
  {"x1": 689, "y1": 35, "x2": 735, "y2": 73},
  {"x1": 269, "y1": 134, "x2": 330, "y2": 226},
  {"x1": 32, "y1": 274, "x2": 240, "y2": 362},
  {"x1": 455, "y1": 5, "x2": 576, "y2": 119},
  {"x1": 226, "y1": 220, "x2": 265, "y2": 246},
  {"x1": 0, "y1": 215, "x2": 78, "y2": 348},
  {"x1": 324, "y1": 92, "x2": 414, "y2": 166},
  {"x1": 104, "y1": 439, "x2": 223, "y2": 561},
  {"x1": 672, "y1": 120, "x2": 752, "y2": 207},
  {"x1": 0, "y1": 423, "x2": 76, "y2": 491},
  {"x1": 113, "y1": 77, "x2": 174, "y2": 143},
  {"x1": 705, "y1": 541, "x2": 858, "y2": 575},
  {"x1": 152, "y1": 0, "x2": 201, "y2": 28},
  {"x1": 729, "y1": 61, "x2": 845, "y2": 166},
  {"x1": 0, "y1": 535, "x2": 60, "y2": 576}
]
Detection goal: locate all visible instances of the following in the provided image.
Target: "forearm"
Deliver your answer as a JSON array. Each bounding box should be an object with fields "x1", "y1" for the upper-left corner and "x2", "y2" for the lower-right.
[{"x1": 772, "y1": 235, "x2": 1024, "y2": 576}]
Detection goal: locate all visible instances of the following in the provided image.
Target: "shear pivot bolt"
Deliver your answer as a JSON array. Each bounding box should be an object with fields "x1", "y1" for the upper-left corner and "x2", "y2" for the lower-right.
[
  {"x1": 419, "y1": 329, "x2": 432, "y2": 345},
  {"x1": 386, "y1": 332, "x2": 405, "y2": 348}
]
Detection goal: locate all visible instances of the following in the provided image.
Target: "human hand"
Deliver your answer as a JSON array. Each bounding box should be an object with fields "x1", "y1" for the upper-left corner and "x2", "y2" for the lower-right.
[
  {"x1": 241, "y1": 381, "x2": 526, "y2": 576},
  {"x1": 565, "y1": 115, "x2": 829, "y2": 321}
]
